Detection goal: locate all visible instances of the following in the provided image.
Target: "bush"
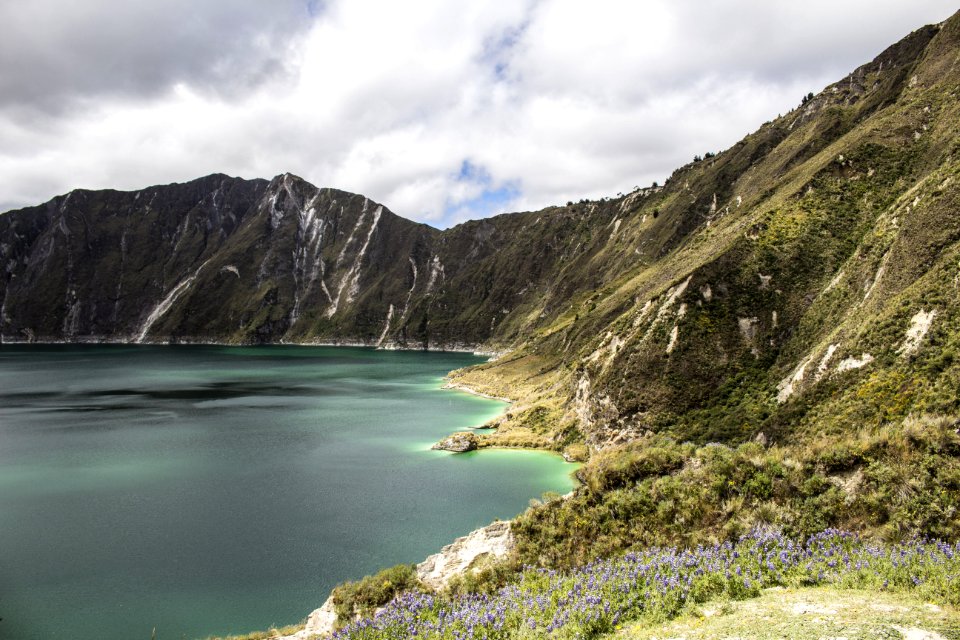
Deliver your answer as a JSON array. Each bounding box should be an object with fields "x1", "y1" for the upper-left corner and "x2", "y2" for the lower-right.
[
  {"x1": 331, "y1": 564, "x2": 423, "y2": 623},
  {"x1": 582, "y1": 442, "x2": 690, "y2": 493},
  {"x1": 513, "y1": 416, "x2": 960, "y2": 569}
]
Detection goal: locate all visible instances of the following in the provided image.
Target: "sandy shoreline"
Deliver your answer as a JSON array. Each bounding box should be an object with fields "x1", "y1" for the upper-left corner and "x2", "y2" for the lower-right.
[{"x1": 441, "y1": 379, "x2": 513, "y2": 404}]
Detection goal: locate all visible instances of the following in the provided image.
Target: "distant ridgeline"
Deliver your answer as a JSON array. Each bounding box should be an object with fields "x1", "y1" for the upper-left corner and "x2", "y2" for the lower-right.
[{"x1": 3, "y1": 12, "x2": 960, "y2": 468}]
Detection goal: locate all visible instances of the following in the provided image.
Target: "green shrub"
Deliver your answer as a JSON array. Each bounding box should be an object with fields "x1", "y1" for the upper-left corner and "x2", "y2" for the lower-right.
[{"x1": 331, "y1": 564, "x2": 422, "y2": 623}]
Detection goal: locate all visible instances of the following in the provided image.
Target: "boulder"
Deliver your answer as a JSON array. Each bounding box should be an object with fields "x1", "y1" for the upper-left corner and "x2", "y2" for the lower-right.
[
  {"x1": 431, "y1": 432, "x2": 478, "y2": 452},
  {"x1": 416, "y1": 520, "x2": 515, "y2": 590},
  {"x1": 277, "y1": 594, "x2": 336, "y2": 640}
]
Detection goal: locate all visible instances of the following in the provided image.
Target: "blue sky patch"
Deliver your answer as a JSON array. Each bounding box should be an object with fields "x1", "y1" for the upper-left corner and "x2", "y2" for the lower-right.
[{"x1": 443, "y1": 160, "x2": 521, "y2": 225}]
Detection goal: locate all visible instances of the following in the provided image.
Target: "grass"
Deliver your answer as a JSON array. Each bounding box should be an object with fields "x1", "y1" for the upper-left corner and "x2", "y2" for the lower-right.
[
  {"x1": 324, "y1": 528, "x2": 960, "y2": 640},
  {"x1": 331, "y1": 564, "x2": 423, "y2": 623},
  {"x1": 201, "y1": 623, "x2": 305, "y2": 640},
  {"x1": 441, "y1": 15, "x2": 960, "y2": 456},
  {"x1": 513, "y1": 415, "x2": 960, "y2": 570},
  {"x1": 611, "y1": 586, "x2": 960, "y2": 639}
]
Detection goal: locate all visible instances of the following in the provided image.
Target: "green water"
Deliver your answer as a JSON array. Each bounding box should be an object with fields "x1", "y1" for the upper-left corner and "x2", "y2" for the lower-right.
[{"x1": 0, "y1": 345, "x2": 576, "y2": 640}]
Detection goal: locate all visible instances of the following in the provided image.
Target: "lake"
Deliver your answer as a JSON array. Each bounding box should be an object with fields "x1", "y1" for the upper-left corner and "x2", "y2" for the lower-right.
[{"x1": 0, "y1": 345, "x2": 576, "y2": 640}]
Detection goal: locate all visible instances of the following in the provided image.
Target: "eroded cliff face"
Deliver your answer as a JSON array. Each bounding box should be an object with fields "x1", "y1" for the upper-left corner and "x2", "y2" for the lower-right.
[
  {"x1": 0, "y1": 171, "x2": 672, "y2": 349},
  {"x1": 0, "y1": 173, "x2": 436, "y2": 345},
  {"x1": 0, "y1": 174, "x2": 267, "y2": 342}
]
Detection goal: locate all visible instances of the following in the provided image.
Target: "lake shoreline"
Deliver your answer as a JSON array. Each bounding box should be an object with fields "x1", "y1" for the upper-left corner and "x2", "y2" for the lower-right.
[
  {"x1": 265, "y1": 377, "x2": 578, "y2": 640},
  {"x1": 0, "y1": 336, "x2": 504, "y2": 358},
  {"x1": 441, "y1": 379, "x2": 514, "y2": 404}
]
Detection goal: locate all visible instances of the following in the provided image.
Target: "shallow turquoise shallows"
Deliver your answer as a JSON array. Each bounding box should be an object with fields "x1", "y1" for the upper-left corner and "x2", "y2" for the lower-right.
[{"x1": 0, "y1": 345, "x2": 577, "y2": 640}]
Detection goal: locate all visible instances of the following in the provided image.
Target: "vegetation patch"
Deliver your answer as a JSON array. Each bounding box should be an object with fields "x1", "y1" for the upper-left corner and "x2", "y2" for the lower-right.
[
  {"x1": 331, "y1": 564, "x2": 423, "y2": 623},
  {"x1": 327, "y1": 528, "x2": 960, "y2": 639},
  {"x1": 612, "y1": 586, "x2": 960, "y2": 639},
  {"x1": 514, "y1": 416, "x2": 960, "y2": 568}
]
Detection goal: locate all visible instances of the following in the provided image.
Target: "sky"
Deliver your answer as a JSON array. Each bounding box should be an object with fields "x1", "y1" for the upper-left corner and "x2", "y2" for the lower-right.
[{"x1": 0, "y1": 1, "x2": 956, "y2": 228}]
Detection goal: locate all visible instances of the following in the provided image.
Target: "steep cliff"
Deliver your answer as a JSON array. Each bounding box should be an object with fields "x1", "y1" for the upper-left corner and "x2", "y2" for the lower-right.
[{"x1": 0, "y1": 172, "x2": 667, "y2": 349}]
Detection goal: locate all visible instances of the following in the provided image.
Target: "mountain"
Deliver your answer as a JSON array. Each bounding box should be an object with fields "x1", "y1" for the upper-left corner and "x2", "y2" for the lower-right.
[
  {"x1": 3, "y1": 13, "x2": 960, "y2": 470},
  {"x1": 0, "y1": 169, "x2": 674, "y2": 349},
  {"x1": 450, "y1": 14, "x2": 960, "y2": 454}
]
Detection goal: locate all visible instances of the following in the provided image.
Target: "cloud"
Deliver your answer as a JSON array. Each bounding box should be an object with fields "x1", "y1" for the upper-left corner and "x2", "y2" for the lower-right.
[
  {"x1": 0, "y1": 0, "x2": 310, "y2": 114},
  {"x1": 0, "y1": 0, "x2": 956, "y2": 226}
]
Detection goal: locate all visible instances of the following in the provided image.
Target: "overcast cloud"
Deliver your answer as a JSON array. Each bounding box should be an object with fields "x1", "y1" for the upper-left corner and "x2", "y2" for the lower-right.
[{"x1": 0, "y1": 1, "x2": 956, "y2": 227}]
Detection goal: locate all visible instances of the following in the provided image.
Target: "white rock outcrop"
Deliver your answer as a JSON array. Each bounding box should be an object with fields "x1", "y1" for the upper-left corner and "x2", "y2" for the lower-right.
[
  {"x1": 666, "y1": 325, "x2": 680, "y2": 354},
  {"x1": 277, "y1": 520, "x2": 515, "y2": 639},
  {"x1": 738, "y1": 317, "x2": 760, "y2": 343},
  {"x1": 777, "y1": 357, "x2": 812, "y2": 403},
  {"x1": 431, "y1": 432, "x2": 478, "y2": 452},
  {"x1": 416, "y1": 520, "x2": 515, "y2": 590},
  {"x1": 898, "y1": 309, "x2": 937, "y2": 356},
  {"x1": 278, "y1": 595, "x2": 337, "y2": 640},
  {"x1": 837, "y1": 353, "x2": 874, "y2": 372},
  {"x1": 814, "y1": 344, "x2": 838, "y2": 381}
]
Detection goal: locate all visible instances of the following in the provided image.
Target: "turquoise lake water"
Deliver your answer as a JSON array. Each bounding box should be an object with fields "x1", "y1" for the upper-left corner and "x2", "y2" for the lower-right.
[{"x1": 0, "y1": 345, "x2": 577, "y2": 640}]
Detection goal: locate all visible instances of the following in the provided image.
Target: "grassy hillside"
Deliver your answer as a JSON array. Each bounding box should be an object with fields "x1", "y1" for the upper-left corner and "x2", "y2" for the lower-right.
[
  {"x1": 252, "y1": 529, "x2": 960, "y2": 640},
  {"x1": 611, "y1": 586, "x2": 960, "y2": 639},
  {"x1": 452, "y1": 15, "x2": 960, "y2": 460},
  {"x1": 286, "y1": 13, "x2": 960, "y2": 640}
]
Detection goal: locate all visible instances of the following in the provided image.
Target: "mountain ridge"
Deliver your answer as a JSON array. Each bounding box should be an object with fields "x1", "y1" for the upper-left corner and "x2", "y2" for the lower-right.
[
  {"x1": 446, "y1": 14, "x2": 960, "y2": 453},
  {"x1": 0, "y1": 167, "x2": 673, "y2": 350}
]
